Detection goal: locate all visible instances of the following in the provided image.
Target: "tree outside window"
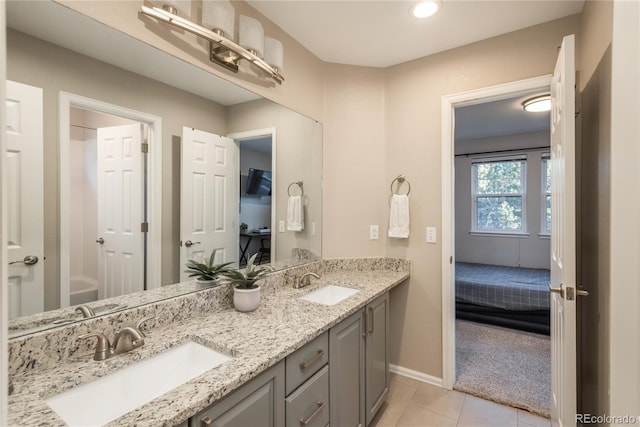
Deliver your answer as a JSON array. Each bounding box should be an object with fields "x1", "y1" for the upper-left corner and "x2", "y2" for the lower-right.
[
  {"x1": 472, "y1": 157, "x2": 526, "y2": 233},
  {"x1": 542, "y1": 156, "x2": 552, "y2": 233}
]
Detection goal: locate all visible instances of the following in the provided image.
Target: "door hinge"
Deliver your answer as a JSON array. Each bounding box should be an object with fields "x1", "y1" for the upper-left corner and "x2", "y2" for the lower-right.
[
  {"x1": 141, "y1": 142, "x2": 149, "y2": 153},
  {"x1": 141, "y1": 222, "x2": 149, "y2": 233},
  {"x1": 450, "y1": 256, "x2": 453, "y2": 265}
]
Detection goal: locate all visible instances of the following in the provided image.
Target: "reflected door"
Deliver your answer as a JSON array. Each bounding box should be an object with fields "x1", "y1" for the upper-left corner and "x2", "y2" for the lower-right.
[
  {"x1": 97, "y1": 123, "x2": 145, "y2": 299},
  {"x1": 180, "y1": 128, "x2": 239, "y2": 281},
  {"x1": 550, "y1": 34, "x2": 578, "y2": 427},
  {"x1": 6, "y1": 80, "x2": 44, "y2": 319}
]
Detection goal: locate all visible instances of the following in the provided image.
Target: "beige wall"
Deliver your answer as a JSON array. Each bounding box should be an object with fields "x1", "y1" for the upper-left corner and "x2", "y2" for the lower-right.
[
  {"x1": 382, "y1": 16, "x2": 581, "y2": 377},
  {"x1": 577, "y1": 0, "x2": 613, "y2": 417},
  {"x1": 322, "y1": 64, "x2": 387, "y2": 259},
  {"x1": 7, "y1": 29, "x2": 228, "y2": 308}
]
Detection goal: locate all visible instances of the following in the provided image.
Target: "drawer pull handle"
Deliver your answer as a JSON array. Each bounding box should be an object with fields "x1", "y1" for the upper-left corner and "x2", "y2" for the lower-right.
[
  {"x1": 200, "y1": 415, "x2": 212, "y2": 426},
  {"x1": 299, "y1": 350, "x2": 324, "y2": 370},
  {"x1": 299, "y1": 401, "x2": 325, "y2": 426}
]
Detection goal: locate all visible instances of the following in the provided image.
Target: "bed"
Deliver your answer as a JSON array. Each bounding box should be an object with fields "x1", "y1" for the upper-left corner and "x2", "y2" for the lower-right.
[{"x1": 455, "y1": 262, "x2": 551, "y2": 335}]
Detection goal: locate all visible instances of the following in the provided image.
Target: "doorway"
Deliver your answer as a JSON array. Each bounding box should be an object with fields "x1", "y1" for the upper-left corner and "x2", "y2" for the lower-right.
[
  {"x1": 442, "y1": 76, "x2": 552, "y2": 386},
  {"x1": 68, "y1": 108, "x2": 146, "y2": 303},
  {"x1": 451, "y1": 90, "x2": 553, "y2": 416},
  {"x1": 229, "y1": 128, "x2": 276, "y2": 267},
  {"x1": 59, "y1": 93, "x2": 162, "y2": 308},
  {"x1": 442, "y1": 77, "x2": 555, "y2": 415}
]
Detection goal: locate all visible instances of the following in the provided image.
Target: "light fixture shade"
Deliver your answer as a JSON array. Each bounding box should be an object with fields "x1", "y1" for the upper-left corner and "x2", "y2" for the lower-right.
[
  {"x1": 264, "y1": 37, "x2": 284, "y2": 71},
  {"x1": 239, "y1": 15, "x2": 264, "y2": 58},
  {"x1": 523, "y1": 95, "x2": 551, "y2": 112},
  {"x1": 156, "y1": 0, "x2": 192, "y2": 18},
  {"x1": 202, "y1": 0, "x2": 235, "y2": 40}
]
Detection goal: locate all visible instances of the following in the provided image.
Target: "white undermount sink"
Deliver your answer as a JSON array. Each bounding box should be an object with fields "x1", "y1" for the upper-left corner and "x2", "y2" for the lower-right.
[
  {"x1": 46, "y1": 341, "x2": 231, "y2": 426},
  {"x1": 299, "y1": 284, "x2": 360, "y2": 306}
]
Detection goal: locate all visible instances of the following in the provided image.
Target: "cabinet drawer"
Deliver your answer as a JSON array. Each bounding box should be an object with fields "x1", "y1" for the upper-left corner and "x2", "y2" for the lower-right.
[
  {"x1": 286, "y1": 332, "x2": 328, "y2": 394},
  {"x1": 285, "y1": 365, "x2": 329, "y2": 427}
]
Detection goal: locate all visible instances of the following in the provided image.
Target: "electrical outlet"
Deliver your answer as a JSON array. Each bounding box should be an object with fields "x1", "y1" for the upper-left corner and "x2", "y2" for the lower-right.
[
  {"x1": 370, "y1": 225, "x2": 379, "y2": 240},
  {"x1": 311, "y1": 222, "x2": 316, "y2": 236},
  {"x1": 279, "y1": 220, "x2": 285, "y2": 233},
  {"x1": 426, "y1": 227, "x2": 437, "y2": 243}
]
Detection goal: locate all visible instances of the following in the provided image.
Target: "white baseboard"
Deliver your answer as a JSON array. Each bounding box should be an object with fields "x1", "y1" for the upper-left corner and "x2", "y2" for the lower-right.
[{"x1": 389, "y1": 364, "x2": 446, "y2": 389}]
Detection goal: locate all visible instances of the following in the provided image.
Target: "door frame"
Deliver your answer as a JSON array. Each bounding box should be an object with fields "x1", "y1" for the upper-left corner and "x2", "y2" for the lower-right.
[
  {"x1": 440, "y1": 75, "x2": 551, "y2": 389},
  {"x1": 228, "y1": 127, "x2": 277, "y2": 262},
  {"x1": 59, "y1": 92, "x2": 162, "y2": 307},
  {"x1": 1, "y1": 2, "x2": 8, "y2": 423}
]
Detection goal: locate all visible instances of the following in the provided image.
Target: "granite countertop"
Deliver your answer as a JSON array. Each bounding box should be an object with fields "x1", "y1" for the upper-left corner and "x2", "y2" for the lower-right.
[{"x1": 7, "y1": 268, "x2": 409, "y2": 427}]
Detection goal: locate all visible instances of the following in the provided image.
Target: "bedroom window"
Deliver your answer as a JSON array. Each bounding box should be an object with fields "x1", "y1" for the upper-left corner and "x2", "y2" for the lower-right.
[
  {"x1": 542, "y1": 155, "x2": 551, "y2": 234},
  {"x1": 471, "y1": 156, "x2": 527, "y2": 233}
]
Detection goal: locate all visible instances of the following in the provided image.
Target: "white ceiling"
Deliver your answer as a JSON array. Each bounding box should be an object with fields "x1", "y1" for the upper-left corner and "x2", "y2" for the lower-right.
[
  {"x1": 248, "y1": 0, "x2": 584, "y2": 68},
  {"x1": 455, "y1": 89, "x2": 550, "y2": 141}
]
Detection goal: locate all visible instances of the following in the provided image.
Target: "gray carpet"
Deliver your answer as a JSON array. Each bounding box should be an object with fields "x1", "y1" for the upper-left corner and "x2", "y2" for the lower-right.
[{"x1": 454, "y1": 320, "x2": 551, "y2": 418}]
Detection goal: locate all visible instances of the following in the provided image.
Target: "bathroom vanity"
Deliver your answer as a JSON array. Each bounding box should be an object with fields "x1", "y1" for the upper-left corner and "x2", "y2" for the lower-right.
[{"x1": 7, "y1": 258, "x2": 409, "y2": 426}]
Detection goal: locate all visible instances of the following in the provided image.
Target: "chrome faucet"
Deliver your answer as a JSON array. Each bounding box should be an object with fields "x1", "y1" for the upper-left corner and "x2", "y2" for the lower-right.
[
  {"x1": 79, "y1": 316, "x2": 154, "y2": 361},
  {"x1": 296, "y1": 272, "x2": 320, "y2": 289},
  {"x1": 75, "y1": 305, "x2": 96, "y2": 318}
]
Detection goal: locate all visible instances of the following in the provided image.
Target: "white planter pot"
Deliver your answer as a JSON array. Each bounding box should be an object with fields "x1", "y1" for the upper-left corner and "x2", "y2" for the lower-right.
[
  {"x1": 195, "y1": 278, "x2": 216, "y2": 288},
  {"x1": 233, "y1": 286, "x2": 261, "y2": 312}
]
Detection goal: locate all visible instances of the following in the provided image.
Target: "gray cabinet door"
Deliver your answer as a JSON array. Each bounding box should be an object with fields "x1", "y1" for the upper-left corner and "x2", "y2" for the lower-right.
[
  {"x1": 329, "y1": 308, "x2": 365, "y2": 427},
  {"x1": 365, "y1": 292, "x2": 389, "y2": 426},
  {"x1": 189, "y1": 361, "x2": 285, "y2": 427}
]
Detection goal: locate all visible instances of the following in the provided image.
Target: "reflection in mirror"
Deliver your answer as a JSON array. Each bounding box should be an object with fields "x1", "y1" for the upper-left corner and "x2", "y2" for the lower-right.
[{"x1": 6, "y1": 1, "x2": 322, "y2": 338}]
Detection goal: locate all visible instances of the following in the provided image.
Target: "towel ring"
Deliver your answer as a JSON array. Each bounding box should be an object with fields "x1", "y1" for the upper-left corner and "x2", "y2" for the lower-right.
[
  {"x1": 391, "y1": 175, "x2": 411, "y2": 196},
  {"x1": 288, "y1": 181, "x2": 304, "y2": 197}
]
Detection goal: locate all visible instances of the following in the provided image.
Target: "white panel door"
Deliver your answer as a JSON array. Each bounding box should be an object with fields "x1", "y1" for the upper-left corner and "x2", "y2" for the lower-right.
[
  {"x1": 97, "y1": 123, "x2": 145, "y2": 299},
  {"x1": 180, "y1": 128, "x2": 238, "y2": 281},
  {"x1": 549, "y1": 34, "x2": 577, "y2": 427},
  {"x1": 6, "y1": 80, "x2": 43, "y2": 319}
]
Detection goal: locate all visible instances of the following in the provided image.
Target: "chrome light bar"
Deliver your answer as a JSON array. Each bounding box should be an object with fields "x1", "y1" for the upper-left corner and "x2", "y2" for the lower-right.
[{"x1": 140, "y1": 5, "x2": 284, "y2": 85}]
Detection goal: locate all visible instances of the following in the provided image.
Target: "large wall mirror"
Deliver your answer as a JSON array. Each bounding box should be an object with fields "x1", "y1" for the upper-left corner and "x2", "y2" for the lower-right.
[{"x1": 6, "y1": 1, "x2": 322, "y2": 338}]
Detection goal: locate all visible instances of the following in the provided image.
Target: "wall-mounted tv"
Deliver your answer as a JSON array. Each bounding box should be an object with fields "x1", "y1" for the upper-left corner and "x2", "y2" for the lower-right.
[{"x1": 245, "y1": 168, "x2": 272, "y2": 196}]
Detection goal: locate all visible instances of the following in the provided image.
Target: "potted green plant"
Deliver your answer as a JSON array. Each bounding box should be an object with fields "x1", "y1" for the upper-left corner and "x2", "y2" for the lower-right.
[
  {"x1": 185, "y1": 249, "x2": 234, "y2": 286},
  {"x1": 240, "y1": 222, "x2": 248, "y2": 233},
  {"x1": 223, "y1": 253, "x2": 270, "y2": 312}
]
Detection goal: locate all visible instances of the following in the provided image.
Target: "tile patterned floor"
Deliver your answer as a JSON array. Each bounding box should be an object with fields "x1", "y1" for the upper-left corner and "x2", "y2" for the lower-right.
[{"x1": 370, "y1": 374, "x2": 551, "y2": 427}]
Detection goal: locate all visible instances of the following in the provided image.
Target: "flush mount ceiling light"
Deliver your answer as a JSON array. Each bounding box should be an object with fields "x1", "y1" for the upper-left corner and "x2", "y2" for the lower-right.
[
  {"x1": 411, "y1": 1, "x2": 441, "y2": 18},
  {"x1": 140, "y1": 0, "x2": 284, "y2": 85},
  {"x1": 523, "y1": 95, "x2": 551, "y2": 112}
]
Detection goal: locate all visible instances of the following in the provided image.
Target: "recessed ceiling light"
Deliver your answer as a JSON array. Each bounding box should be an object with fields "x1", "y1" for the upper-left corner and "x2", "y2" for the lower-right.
[
  {"x1": 411, "y1": 1, "x2": 440, "y2": 18},
  {"x1": 523, "y1": 95, "x2": 551, "y2": 112}
]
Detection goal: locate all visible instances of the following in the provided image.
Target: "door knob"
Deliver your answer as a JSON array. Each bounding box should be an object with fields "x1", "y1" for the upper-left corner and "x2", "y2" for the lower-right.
[
  {"x1": 577, "y1": 288, "x2": 590, "y2": 297},
  {"x1": 9, "y1": 255, "x2": 39, "y2": 266},
  {"x1": 548, "y1": 283, "x2": 564, "y2": 298},
  {"x1": 96, "y1": 238, "x2": 105, "y2": 245},
  {"x1": 184, "y1": 240, "x2": 201, "y2": 248}
]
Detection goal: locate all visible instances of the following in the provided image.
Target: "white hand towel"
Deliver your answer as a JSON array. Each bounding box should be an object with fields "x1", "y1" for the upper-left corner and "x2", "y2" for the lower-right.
[
  {"x1": 388, "y1": 194, "x2": 410, "y2": 238},
  {"x1": 287, "y1": 195, "x2": 304, "y2": 231}
]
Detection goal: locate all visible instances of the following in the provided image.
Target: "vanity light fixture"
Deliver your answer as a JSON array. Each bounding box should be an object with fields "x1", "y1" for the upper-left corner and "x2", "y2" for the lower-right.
[
  {"x1": 523, "y1": 95, "x2": 551, "y2": 112},
  {"x1": 140, "y1": 1, "x2": 284, "y2": 85},
  {"x1": 411, "y1": 1, "x2": 441, "y2": 18}
]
